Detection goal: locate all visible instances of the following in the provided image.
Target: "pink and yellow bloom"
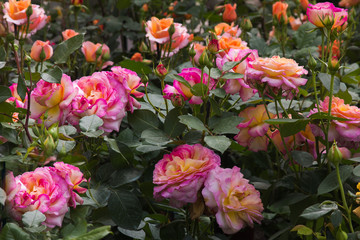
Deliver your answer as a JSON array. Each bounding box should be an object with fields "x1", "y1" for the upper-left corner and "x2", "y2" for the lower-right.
[
  {"x1": 245, "y1": 56, "x2": 308, "y2": 99},
  {"x1": 190, "y1": 43, "x2": 206, "y2": 65},
  {"x1": 216, "y1": 48, "x2": 258, "y2": 101},
  {"x1": 153, "y1": 144, "x2": 221, "y2": 208},
  {"x1": 30, "y1": 74, "x2": 78, "y2": 127},
  {"x1": 81, "y1": 41, "x2": 113, "y2": 69},
  {"x1": 6, "y1": 83, "x2": 26, "y2": 108},
  {"x1": 310, "y1": 96, "x2": 360, "y2": 149},
  {"x1": 234, "y1": 105, "x2": 275, "y2": 152},
  {"x1": 306, "y1": 2, "x2": 348, "y2": 29},
  {"x1": 111, "y1": 66, "x2": 145, "y2": 112},
  {"x1": 163, "y1": 67, "x2": 214, "y2": 105},
  {"x1": 202, "y1": 166, "x2": 263, "y2": 234},
  {"x1": 218, "y1": 36, "x2": 248, "y2": 57},
  {"x1": 145, "y1": 17, "x2": 174, "y2": 44},
  {"x1": 68, "y1": 71, "x2": 128, "y2": 132}
]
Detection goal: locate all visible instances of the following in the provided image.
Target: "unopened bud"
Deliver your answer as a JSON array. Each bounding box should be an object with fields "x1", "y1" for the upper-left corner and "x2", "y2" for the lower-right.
[
  {"x1": 25, "y1": 55, "x2": 32, "y2": 65},
  {"x1": 95, "y1": 46, "x2": 103, "y2": 58},
  {"x1": 308, "y1": 54, "x2": 317, "y2": 71},
  {"x1": 44, "y1": 136, "x2": 56, "y2": 156},
  {"x1": 168, "y1": 24, "x2": 175, "y2": 36},
  {"x1": 40, "y1": 47, "x2": 46, "y2": 61},
  {"x1": 26, "y1": 5, "x2": 33, "y2": 18},
  {"x1": 47, "y1": 123, "x2": 59, "y2": 142},
  {"x1": 198, "y1": 50, "x2": 209, "y2": 68},
  {"x1": 156, "y1": 64, "x2": 168, "y2": 77},
  {"x1": 102, "y1": 52, "x2": 110, "y2": 61},
  {"x1": 328, "y1": 141, "x2": 343, "y2": 165},
  {"x1": 242, "y1": 18, "x2": 253, "y2": 32},
  {"x1": 189, "y1": 45, "x2": 196, "y2": 58},
  {"x1": 139, "y1": 41, "x2": 148, "y2": 52},
  {"x1": 328, "y1": 58, "x2": 340, "y2": 75},
  {"x1": 171, "y1": 94, "x2": 184, "y2": 107},
  {"x1": 142, "y1": 75, "x2": 149, "y2": 84},
  {"x1": 336, "y1": 228, "x2": 348, "y2": 240},
  {"x1": 207, "y1": 39, "x2": 219, "y2": 54}
]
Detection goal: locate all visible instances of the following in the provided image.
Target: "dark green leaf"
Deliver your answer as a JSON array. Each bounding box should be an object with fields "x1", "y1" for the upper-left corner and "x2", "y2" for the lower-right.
[
  {"x1": 160, "y1": 221, "x2": 185, "y2": 240},
  {"x1": 309, "y1": 112, "x2": 348, "y2": 121},
  {"x1": 136, "y1": 144, "x2": 165, "y2": 153},
  {"x1": 128, "y1": 110, "x2": 160, "y2": 133},
  {"x1": 270, "y1": 193, "x2": 308, "y2": 210},
  {"x1": 190, "y1": 83, "x2": 208, "y2": 97},
  {"x1": 178, "y1": 115, "x2": 207, "y2": 132},
  {"x1": 210, "y1": 68, "x2": 222, "y2": 79},
  {"x1": 317, "y1": 165, "x2": 353, "y2": 195},
  {"x1": 318, "y1": 73, "x2": 340, "y2": 94},
  {"x1": 22, "y1": 210, "x2": 46, "y2": 228},
  {"x1": 265, "y1": 119, "x2": 303, "y2": 124},
  {"x1": 300, "y1": 203, "x2": 332, "y2": 220},
  {"x1": 70, "y1": 226, "x2": 112, "y2": 240},
  {"x1": 353, "y1": 165, "x2": 360, "y2": 177},
  {"x1": 108, "y1": 190, "x2": 142, "y2": 230},
  {"x1": 54, "y1": 34, "x2": 84, "y2": 64},
  {"x1": 171, "y1": 74, "x2": 191, "y2": 89},
  {"x1": 110, "y1": 168, "x2": 143, "y2": 188},
  {"x1": 119, "y1": 59, "x2": 152, "y2": 75},
  {"x1": 0, "y1": 86, "x2": 11, "y2": 103},
  {"x1": 330, "y1": 210, "x2": 342, "y2": 228},
  {"x1": 24, "y1": 72, "x2": 41, "y2": 82},
  {"x1": 41, "y1": 66, "x2": 63, "y2": 83},
  {"x1": 141, "y1": 129, "x2": 170, "y2": 145},
  {"x1": 222, "y1": 61, "x2": 242, "y2": 72},
  {"x1": 109, "y1": 141, "x2": 134, "y2": 168},
  {"x1": 210, "y1": 116, "x2": 243, "y2": 134},
  {"x1": 164, "y1": 108, "x2": 186, "y2": 138},
  {"x1": 291, "y1": 151, "x2": 314, "y2": 168},
  {"x1": 0, "y1": 223, "x2": 30, "y2": 240},
  {"x1": 222, "y1": 72, "x2": 244, "y2": 80},
  {"x1": 204, "y1": 136, "x2": 231, "y2": 153},
  {"x1": 17, "y1": 75, "x2": 26, "y2": 102},
  {"x1": 79, "y1": 115, "x2": 103, "y2": 132},
  {"x1": 118, "y1": 227, "x2": 145, "y2": 239},
  {"x1": 279, "y1": 120, "x2": 309, "y2": 137}
]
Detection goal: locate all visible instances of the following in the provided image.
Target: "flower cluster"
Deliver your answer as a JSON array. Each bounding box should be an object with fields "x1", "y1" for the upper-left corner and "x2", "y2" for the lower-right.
[
  {"x1": 5, "y1": 162, "x2": 87, "y2": 228},
  {"x1": 153, "y1": 144, "x2": 263, "y2": 234},
  {"x1": 245, "y1": 56, "x2": 308, "y2": 99},
  {"x1": 309, "y1": 96, "x2": 360, "y2": 149},
  {"x1": 9, "y1": 68, "x2": 143, "y2": 132}
]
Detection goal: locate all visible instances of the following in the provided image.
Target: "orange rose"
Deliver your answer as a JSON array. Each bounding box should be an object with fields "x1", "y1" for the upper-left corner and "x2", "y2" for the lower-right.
[
  {"x1": 223, "y1": 4, "x2": 237, "y2": 23},
  {"x1": 81, "y1": 41, "x2": 113, "y2": 69},
  {"x1": 272, "y1": 1, "x2": 288, "y2": 23},
  {"x1": 145, "y1": 17, "x2": 174, "y2": 44},
  {"x1": 62, "y1": 29, "x2": 79, "y2": 41},
  {"x1": 300, "y1": 0, "x2": 309, "y2": 10},
  {"x1": 30, "y1": 40, "x2": 53, "y2": 62},
  {"x1": 339, "y1": 0, "x2": 360, "y2": 7},
  {"x1": 214, "y1": 22, "x2": 241, "y2": 37},
  {"x1": 142, "y1": 4, "x2": 148, "y2": 12},
  {"x1": 3, "y1": 0, "x2": 31, "y2": 25},
  {"x1": 289, "y1": 16, "x2": 301, "y2": 30},
  {"x1": 318, "y1": 40, "x2": 341, "y2": 59},
  {"x1": 218, "y1": 36, "x2": 248, "y2": 56},
  {"x1": 131, "y1": 52, "x2": 143, "y2": 62}
]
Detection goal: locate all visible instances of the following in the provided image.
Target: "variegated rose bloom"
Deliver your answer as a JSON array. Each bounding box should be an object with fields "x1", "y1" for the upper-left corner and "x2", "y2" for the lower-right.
[
  {"x1": 6, "y1": 83, "x2": 26, "y2": 108},
  {"x1": 164, "y1": 67, "x2": 215, "y2": 105},
  {"x1": 202, "y1": 166, "x2": 263, "y2": 234},
  {"x1": 216, "y1": 48, "x2": 258, "y2": 101},
  {"x1": 30, "y1": 74, "x2": 78, "y2": 127},
  {"x1": 306, "y1": 2, "x2": 348, "y2": 29},
  {"x1": 153, "y1": 144, "x2": 221, "y2": 208},
  {"x1": 68, "y1": 71, "x2": 128, "y2": 132},
  {"x1": 145, "y1": 17, "x2": 173, "y2": 44},
  {"x1": 309, "y1": 96, "x2": 360, "y2": 149},
  {"x1": 110, "y1": 66, "x2": 144, "y2": 112},
  {"x1": 245, "y1": 56, "x2": 308, "y2": 99},
  {"x1": 234, "y1": 105, "x2": 275, "y2": 152},
  {"x1": 190, "y1": 42, "x2": 206, "y2": 65},
  {"x1": 5, "y1": 168, "x2": 71, "y2": 228},
  {"x1": 218, "y1": 36, "x2": 248, "y2": 57}
]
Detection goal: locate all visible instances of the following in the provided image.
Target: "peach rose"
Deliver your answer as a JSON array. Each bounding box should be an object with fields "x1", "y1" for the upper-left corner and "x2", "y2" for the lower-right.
[
  {"x1": 223, "y1": 4, "x2": 237, "y2": 23},
  {"x1": 289, "y1": 16, "x2": 302, "y2": 30},
  {"x1": 30, "y1": 40, "x2": 53, "y2": 62},
  {"x1": 318, "y1": 40, "x2": 341, "y2": 59},
  {"x1": 300, "y1": 0, "x2": 309, "y2": 10},
  {"x1": 339, "y1": 0, "x2": 360, "y2": 7},
  {"x1": 81, "y1": 41, "x2": 113, "y2": 69},
  {"x1": 145, "y1": 17, "x2": 173, "y2": 44},
  {"x1": 272, "y1": 1, "x2": 288, "y2": 23},
  {"x1": 3, "y1": 0, "x2": 31, "y2": 25},
  {"x1": 130, "y1": 52, "x2": 143, "y2": 62},
  {"x1": 17, "y1": 4, "x2": 48, "y2": 36},
  {"x1": 190, "y1": 43, "x2": 205, "y2": 65},
  {"x1": 62, "y1": 29, "x2": 79, "y2": 41},
  {"x1": 218, "y1": 36, "x2": 248, "y2": 57},
  {"x1": 214, "y1": 22, "x2": 241, "y2": 38}
]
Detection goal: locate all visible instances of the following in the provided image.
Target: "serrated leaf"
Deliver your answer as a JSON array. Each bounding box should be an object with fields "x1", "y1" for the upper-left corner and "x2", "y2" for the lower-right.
[
  {"x1": 119, "y1": 59, "x2": 152, "y2": 75},
  {"x1": 291, "y1": 151, "x2": 314, "y2": 167},
  {"x1": 317, "y1": 165, "x2": 353, "y2": 195},
  {"x1": 17, "y1": 75, "x2": 26, "y2": 102},
  {"x1": 41, "y1": 66, "x2": 63, "y2": 83},
  {"x1": 178, "y1": 115, "x2": 208, "y2": 132},
  {"x1": 110, "y1": 168, "x2": 144, "y2": 188},
  {"x1": 204, "y1": 136, "x2": 231, "y2": 153},
  {"x1": 164, "y1": 108, "x2": 186, "y2": 138},
  {"x1": 210, "y1": 116, "x2": 243, "y2": 134},
  {"x1": 0, "y1": 223, "x2": 30, "y2": 240},
  {"x1": 128, "y1": 109, "x2": 160, "y2": 133},
  {"x1": 318, "y1": 73, "x2": 340, "y2": 94},
  {"x1": 22, "y1": 210, "x2": 46, "y2": 228},
  {"x1": 0, "y1": 86, "x2": 11, "y2": 103},
  {"x1": 191, "y1": 83, "x2": 208, "y2": 97},
  {"x1": 141, "y1": 129, "x2": 170, "y2": 145},
  {"x1": 69, "y1": 226, "x2": 112, "y2": 240},
  {"x1": 222, "y1": 72, "x2": 244, "y2": 79},
  {"x1": 300, "y1": 203, "x2": 332, "y2": 220},
  {"x1": 79, "y1": 115, "x2": 103, "y2": 132},
  {"x1": 54, "y1": 34, "x2": 84, "y2": 64},
  {"x1": 172, "y1": 74, "x2": 191, "y2": 89}
]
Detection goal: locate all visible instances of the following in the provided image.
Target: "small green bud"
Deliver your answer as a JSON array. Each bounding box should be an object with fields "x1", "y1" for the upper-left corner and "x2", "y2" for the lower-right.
[
  {"x1": 198, "y1": 50, "x2": 208, "y2": 68},
  {"x1": 328, "y1": 141, "x2": 343, "y2": 165},
  {"x1": 40, "y1": 47, "x2": 46, "y2": 61},
  {"x1": 328, "y1": 58, "x2": 340, "y2": 75},
  {"x1": 336, "y1": 228, "x2": 348, "y2": 240},
  {"x1": 25, "y1": 55, "x2": 32, "y2": 65},
  {"x1": 26, "y1": 5, "x2": 33, "y2": 18},
  {"x1": 95, "y1": 45, "x2": 103, "y2": 58},
  {"x1": 171, "y1": 94, "x2": 184, "y2": 107},
  {"x1": 168, "y1": 24, "x2": 175, "y2": 36},
  {"x1": 189, "y1": 45, "x2": 196, "y2": 58},
  {"x1": 308, "y1": 54, "x2": 317, "y2": 71},
  {"x1": 102, "y1": 52, "x2": 110, "y2": 61},
  {"x1": 141, "y1": 74, "x2": 149, "y2": 84},
  {"x1": 242, "y1": 18, "x2": 253, "y2": 32}
]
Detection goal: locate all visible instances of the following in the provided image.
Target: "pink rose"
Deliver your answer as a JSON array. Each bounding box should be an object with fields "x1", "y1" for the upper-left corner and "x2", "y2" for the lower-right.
[
  {"x1": 202, "y1": 166, "x2": 263, "y2": 234},
  {"x1": 190, "y1": 43, "x2": 206, "y2": 65},
  {"x1": 306, "y1": 2, "x2": 348, "y2": 29},
  {"x1": 68, "y1": 71, "x2": 128, "y2": 132},
  {"x1": 6, "y1": 83, "x2": 26, "y2": 108},
  {"x1": 30, "y1": 74, "x2": 78, "y2": 127},
  {"x1": 111, "y1": 66, "x2": 145, "y2": 112},
  {"x1": 3, "y1": 0, "x2": 31, "y2": 25},
  {"x1": 234, "y1": 105, "x2": 275, "y2": 152},
  {"x1": 22, "y1": 4, "x2": 47, "y2": 36},
  {"x1": 145, "y1": 17, "x2": 173, "y2": 44},
  {"x1": 153, "y1": 144, "x2": 221, "y2": 208},
  {"x1": 309, "y1": 96, "x2": 360, "y2": 149},
  {"x1": 216, "y1": 48, "x2": 258, "y2": 101},
  {"x1": 163, "y1": 67, "x2": 215, "y2": 105},
  {"x1": 245, "y1": 56, "x2": 308, "y2": 99},
  {"x1": 5, "y1": 168, "x2": 71, "y2": 228}
]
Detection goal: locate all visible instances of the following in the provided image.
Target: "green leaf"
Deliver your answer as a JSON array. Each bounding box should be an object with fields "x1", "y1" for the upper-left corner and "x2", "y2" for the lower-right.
[
  {"x1": 171, "y1": 74, "x2": 191, "y2": 89},
  {"x1": 317, "y1": 165, "x2": 353, "y2": 195},
  {"x1": 222, "y1": 61, "x2": 242, "y2": 72},
  {"x1": 109, "y1": 141, "x2": 134, "y2": 168},
  {"x1": 270, "y1": 193, "x2": 308, "y2": 210},
  {"x1": 79, "y1": 115, "x2": 104, "y2": 132},
  {"x1": 210, "y1": 68, "x2": 222, "y2": 79},
  {"x1": 164, "y1": 108, "x2": 186, "y2": 138},
  {"x1": 108, "y1": 190, "x2": 142, "y2": 230},
  {"x1": 86, "y1": 186, "x2": 111, "y2": 208},
  {"x1": 178, "y1": 115, "x2": 208, "y2": 132},
  {"x1": 291, "y1": 225, "x2": 313, "y2": 236},
  {"x1": 0, "y1": 47, "x2": 6, "y2": 61},
  {"x1": 190, "y1": 83, "x2": 208, "y2": 97},
  {"x1": 81, "y1": 129, "x2": 104, "y2": 138},
  {"x1": 69, "y1": 226, "x2": 112, "y2": 240},
  {"x1": 353, "y1": 165, "x2": 360, "y2": 177},
  {"x1": 330, "y1": 210, "x2": 342, "y2": 228},
  {"x1": 22, "y1": 210, "x2": 46, "y2": 228},
  {"x1": 279, "y1": 120, "x2": 309, "y2": 137},
  {"x1": 222, "y1": 72, "x2": 244, "y2": 79},
  {"x1": 141, "y1": 129, "x2": 170, "y2": 145},
  {"x1": 128, "y1": 109, "x2": 160, "y2": 133},
  {"x1": 53, "y1": 34, "x2": 84, "y2": 64},
  {"x1": 265, "y1": 119, "x2": 302, "y2": 124},
  {"x1": 110, "y1": 168, "x2": 144, "y2": 188},
  {"x1": 136, "y1": 144, "x2": 165, "y2": 153},
  {"x1": 291, "y1": 151, "x2": 314, "y2": 168},
  {"x1": 0, "y1": 188, "x2": 6, "y2": 205},
  {"x1": 309, "y1": 112, "x2": 349, "y2": 121},
  {"x1": 160, "y1": 221, "x2": 185, "y2": 240},
  {"x1": 204, "y1": 136, "x2": 231, "y2": 153},
  {"x1": 24, "y1": 71, "x2": 41, "y2": 82},
  {"x1": 17, "y1": 75, "x2": 26, "y2": 102},
  {"x1": 0, "y1": 86, "x2": 11, "y2": 103},
  {"x1": 210, "y1": 88, "x2": 226, "y2": 98},
  {"x1": 318, "y1": 73, "x2": 340, "y2": 94},
  {"x1": 210, "y1": 116, "x2": 243, "y2": 134},
  {"x1": 118, "y1": 227, "x2": 145, "y2": 239},
  {"x1": 300, "y1": 203, "x2": 333, "y2": 220},
  {"x1": 41, "y1": 66, "x2": 63, "y2": 83},
  {"x1": 119, "y1": 59, "x2": 152, "y2": 75},
  {"x1": 0, "y1": 223, "x2": 30, "y2": 240},
  {"x1": 61, "y1": 219, "x2": 87, "y2": 239}
]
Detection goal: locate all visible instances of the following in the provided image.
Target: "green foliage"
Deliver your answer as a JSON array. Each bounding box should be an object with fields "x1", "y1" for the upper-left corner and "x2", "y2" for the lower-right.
[{"x1": 53, "y1": 34, "x2": 84, "y2": 64}]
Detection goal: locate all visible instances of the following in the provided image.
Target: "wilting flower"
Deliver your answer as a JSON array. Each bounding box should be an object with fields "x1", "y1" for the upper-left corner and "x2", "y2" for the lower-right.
[
  {"x1": 62, "y1": 29, "x2": 79, "y2": 40},
  {"x1": 52, "y1": 162, "x2": 87, "y2": 207},
  {"x1": 145, "y1": 17, "x2": 174, "y2": 44},
  {"x1": 190, "y1": 43, "x2": 206, "y2": 65},
  {"x1": 163, "y1": 67, "x2": 214, "y2": 104},
  {"x1": 68, "y1": 71, "x2": 128, "y2": 132},
  {"x1": 130, "y1": 52, "x2": 143, "y2": 62},
  {"x1": 81, "y1": 41, "x2": 113, "y2": 69},
  {"x1": 245, "y1": 56, "x2": 308, "y2": 99},
  {"x1": 30, "y1": 74, "x2": 78, "y2": 127},
  {"x1": 153, "y1": 144, "x2": 221, "y2": 208},
  {"x1": 202, "y1": 166, "x2": 263, "y2": 234},
  {"x1": 111, "y1": 66, "x2": 144, "y2": 112},
  {"x1": 214, "y1": 22, "x2": 241, "y2": 38},
  {"x1": 309, "y1": 96, "x2": 360, "y2": 149},
  {"x1": 339, "y1": 0, "x2": 360, "y2": 7},
  {"x1": 272, "y1": 1, "x2": 288, "y2": 23},
  {"x1": 235, "y1": 105, "x2": 275, "y2": 152},
  {"x1": 6, "y1": 83, "x2": 26, "y2": 108},
  {"x1": 3, "y1": 0, "x2": 31, "y2": 25},
  {"x1": 306, "y1": 2, "x2": 348, "y2": 29},
  {"x1": 289, "y1": 16, "x2": 302, "y2": 30},
  {"x1": 30, "y1": 40, "x2": 53, "y2": 62},
  {"x1": 5, "y1": 168, "x2": 70, "y2": 228},
  {"x1": 318, "y1": 40, "x2": 341, "y2": 59},
  {"x1": 218, "y1": 36, "x2": 248, "y2": 56},
  {"x1": 216, "y1": 48, "x2": 258, "y2": 101},
  {"x1": 223, "y1": 4, "x2": 237, "y2": 23}
]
